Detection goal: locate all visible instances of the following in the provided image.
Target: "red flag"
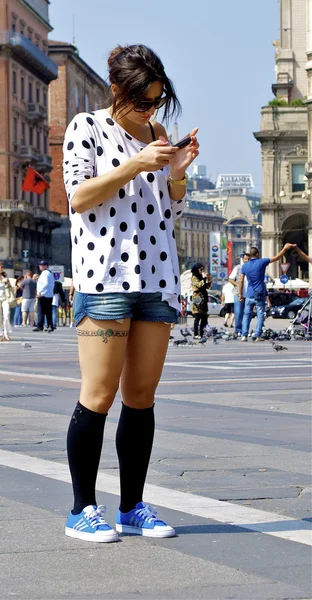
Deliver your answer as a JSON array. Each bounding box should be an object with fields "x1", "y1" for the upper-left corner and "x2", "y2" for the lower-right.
[{"x1": 22, "y1": 167, "x2": 50, "y2": 195}]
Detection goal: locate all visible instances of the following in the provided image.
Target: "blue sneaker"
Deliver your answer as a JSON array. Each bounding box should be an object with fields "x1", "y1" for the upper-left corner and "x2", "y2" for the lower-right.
[
  {"x1": 116, "y1": 502, "x2": 175, "y2": 538},
  {"x1": 65, "y1": 505, "x2": 119, "y2": 543}
]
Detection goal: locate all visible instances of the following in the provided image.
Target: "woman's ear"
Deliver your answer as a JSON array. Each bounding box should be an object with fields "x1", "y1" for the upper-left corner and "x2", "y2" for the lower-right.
[{"x1": 111, "y1": 84, "x2": 118, "y2": 97}]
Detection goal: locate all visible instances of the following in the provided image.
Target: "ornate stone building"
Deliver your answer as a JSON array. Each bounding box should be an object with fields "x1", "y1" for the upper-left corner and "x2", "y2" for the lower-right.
[
  {"x1": 0, "y1": 0, "x2": 61, "y2": 275},
  {"x1": 254, "y1": 0, "x2": 311, "y2": 282}
]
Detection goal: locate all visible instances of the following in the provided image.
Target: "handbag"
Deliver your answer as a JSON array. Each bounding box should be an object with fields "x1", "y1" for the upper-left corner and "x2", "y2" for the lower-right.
[
  {"x1": 4, "y1": 282, "x2": 17, "y2": 308},
  {"x1": 16, "y1": 297, "x2": 22, "y2": 306}
]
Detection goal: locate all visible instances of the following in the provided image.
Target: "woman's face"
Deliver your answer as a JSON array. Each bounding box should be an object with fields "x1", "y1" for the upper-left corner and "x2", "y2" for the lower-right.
[{"x1": 113, "y1": 80, "x2": 164, "y2": 125}]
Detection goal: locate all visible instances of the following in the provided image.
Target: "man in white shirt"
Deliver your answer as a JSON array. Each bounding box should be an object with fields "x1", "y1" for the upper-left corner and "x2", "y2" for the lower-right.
[
  {"x1": 33, "y1": 260, "x2": 55, "y2": 332},
  {"x1": 229, "y1": 253, "x2": 250, "y2": 335},
  {"x1": 221, "y1": 281, "x2": 235, "y2": 327}
]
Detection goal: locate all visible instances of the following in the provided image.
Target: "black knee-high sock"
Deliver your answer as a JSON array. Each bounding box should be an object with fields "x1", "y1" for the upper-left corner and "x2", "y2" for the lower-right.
[
  {"x1": 67, "y1": 402, "x2": 107, "y2": 514},
  {"x1": 116, "y1": 403, "x2": 155, "y2": 513}
]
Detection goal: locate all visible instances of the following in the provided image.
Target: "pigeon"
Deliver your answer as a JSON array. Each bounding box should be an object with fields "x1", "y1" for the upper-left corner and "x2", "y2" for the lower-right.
[
  {"x1": 169, "y1": 335, "x2": 174, "y2": 340},
  {"x1": 21, "y1": 342, "x2": 32, "y2": 348},
  {"x1": 180, "y1": 327, "x2": 192, "y2": 338},
  {"x1": 173, "y1": 338, "x2": 188, "y2": 346},
  {"x1": 270, "y1": 341, "x2": 288, "y2": 352},
  {"x1": 198, "y1": 337, "x2": 207, "y2": 345},
  {"x1": 212, "y1": 336, "x2": 219, "y2": 344}
]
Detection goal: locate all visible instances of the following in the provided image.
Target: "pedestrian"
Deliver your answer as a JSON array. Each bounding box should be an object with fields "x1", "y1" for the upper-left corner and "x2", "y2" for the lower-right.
[
  {"x1": 191, "y1": 263, "x2": 210, "y2": 338},
  {"x1": 228, "y1": 253, "x2": 250, "y2": 335},
  {"x1": 239, "y1": 243, "x2": 296, "y2": 342},
  {"x1": 63, "y1": 43, "x2": 199, "y2": 542},
  {"x1": 33, "y1": 261, "x2": 55, "y2": 332},
  {"x1": 13, "y1": 276, "x2": 23, "y2": 326},
  {"x1": 20, "y1": 270, "x2": 37, "y2": 327},
  {"x1": 52, "y1": 280, "x2": 66, "y2": 329},
  {"x1": 221, "y1": 280, "x2": 235, "y2": 327},
  {"x1": 32, "y1": 273, "x2": 39, "y2": 326},
  {"x1": 0, "y1": 266, "x2": 13, "y2": 341}
]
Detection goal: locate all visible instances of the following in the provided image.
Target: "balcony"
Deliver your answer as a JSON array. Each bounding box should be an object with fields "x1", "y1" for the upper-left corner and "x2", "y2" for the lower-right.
[
  {"x1": 0, "y1": 201, "x2": 62, "y2": 227},
  {"x1": 0, "y1": 200, "x2": 33, "y2": 215},
  {"x1": 20, "y1": 145, "x2": 40, "y2": 164},
  {"x1": 27, "y1": 102, "x2": 47, "y2": 122},
  {"x1": 0, "y1": 31, "x2": 58, "y2": 82},
  {"x1": 36, "y1": 153, "x2": 52, "y2": 172}
]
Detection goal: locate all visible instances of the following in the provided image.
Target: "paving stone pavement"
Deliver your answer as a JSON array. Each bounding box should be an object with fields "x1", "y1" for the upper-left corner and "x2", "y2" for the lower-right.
[{"x1": 0, "y1": 319, "x2": 311, "y2": 599}]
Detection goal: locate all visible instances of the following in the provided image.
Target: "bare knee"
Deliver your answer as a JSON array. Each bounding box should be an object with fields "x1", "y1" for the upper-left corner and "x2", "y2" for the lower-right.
[
  {"x1": 121, "y1": 385, "x2": 155, "y2": 409},
  {"x1": 80, "y1": 383, "x2": 118, "y2": 413}
]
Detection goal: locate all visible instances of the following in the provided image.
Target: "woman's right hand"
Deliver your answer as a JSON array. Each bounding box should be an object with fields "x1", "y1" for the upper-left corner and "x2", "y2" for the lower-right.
[{"x1": 135, "y1": 138, "x2": 179, "y2": 172}]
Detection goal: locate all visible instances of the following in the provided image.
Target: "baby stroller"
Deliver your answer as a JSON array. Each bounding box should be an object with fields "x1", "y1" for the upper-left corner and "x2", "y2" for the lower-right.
[{"x1": 287, "y1": 292, "x2": 312, "y2": 339}]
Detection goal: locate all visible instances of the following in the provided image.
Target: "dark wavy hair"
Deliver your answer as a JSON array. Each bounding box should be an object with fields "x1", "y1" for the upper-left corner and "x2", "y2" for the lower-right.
[
  {"x1": 107, "y1": 44, "x2": 181, "y2": 124},
  {"x1": 191, "y1": 263, "x2": 205, "y2": 280}
]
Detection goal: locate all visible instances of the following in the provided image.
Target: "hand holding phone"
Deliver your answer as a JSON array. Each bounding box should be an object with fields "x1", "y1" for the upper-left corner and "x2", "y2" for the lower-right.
[{"x1": 174, "y1": 136, "x2": 191, "y2": 150}]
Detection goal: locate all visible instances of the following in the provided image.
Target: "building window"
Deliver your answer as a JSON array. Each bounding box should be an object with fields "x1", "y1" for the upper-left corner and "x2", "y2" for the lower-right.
[
  {"x1": 13, "y1": 175, "x2": 18, "y2": 200},
  {"x1": 13, "y1": 117, "x2": 18, "y2": 144},
  {"x1": 29, "y1": 126, "x2": 33, "y2": 146},
  {"x1": 27, "y1": 28, "x2": 33, "y2": 41},
  {"x1": 36, "y1": 128, "x2": 41, "y2": 151},
  {"x1": 20, "y1": 22, "x2": 24, "y2": 35},
  {"x1": 36, "y1": 85, "x2": 40, "y2": 103},
  {"x1": 43, "y1": 90, "x2": 47, "y2": 107},
  {"x1": 35, "y1": 35, "x2": 40, "y2": 48},
  {"x1": 30, "y1": 192, "x2": 33, "y2": 204},
  {"x1": 85, "y1": 93, "x2": 89, "y2": 112},
  {"x1": 22, "y1": 122, "x2": 26, "y2": 145},
  {"x1": 44, "y1": 189, "x2": 48, "y2": 209},
  {"x1": 21, "y1": 75, "x2": 24, "y2": 100},
  {"x1": 28, "y1": 81, "x2": 33, "y2": 102},
  {"x1": 74, "y1": 85, "x2": 80, "y2": 110},
  {"x1": 13, "y1": 70, "x2": 17, "y2": 95},
  {"x1": 12, "y1": 21, "x2": 16, "y2": 33},
  {"x1": 43, "y1": 133, "x2": 48, "y2": 154},
  {"x1": 37, "y1": 193, "x2": 41, "y2": 206},
  {"x1": 291, "y1": 164, "x2": 305, "y2": 193}
]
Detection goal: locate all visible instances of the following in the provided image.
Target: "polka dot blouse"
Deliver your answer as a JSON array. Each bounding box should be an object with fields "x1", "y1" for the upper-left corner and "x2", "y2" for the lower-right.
[{"x1": 63, "y1": 109, "x2": 186, "y2": 312}]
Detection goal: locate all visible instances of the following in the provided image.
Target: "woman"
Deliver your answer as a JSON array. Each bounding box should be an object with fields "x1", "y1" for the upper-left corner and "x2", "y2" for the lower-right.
[
  {"x1": 13, "y1": 276, "x2": 23, "y2": 327},
  {"x1": 191, "y1": 263, "x2": 211, "y2": 338},
  {"x1": 63, "y1": 44, "x2": 199, "y2": 542},
  {"x1": 0, "y1": 267, "x2": 13, "y2": 341}
]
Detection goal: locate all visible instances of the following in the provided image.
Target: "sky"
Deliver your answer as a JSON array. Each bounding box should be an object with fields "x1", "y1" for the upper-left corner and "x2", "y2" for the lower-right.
[{"x1": 49, "y1": 0, "x2": 280, "y2": 192}]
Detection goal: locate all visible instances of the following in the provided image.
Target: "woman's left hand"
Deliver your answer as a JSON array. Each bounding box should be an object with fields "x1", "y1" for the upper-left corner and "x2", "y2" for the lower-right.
[{"x1": 169, "y1": 128, "x2": 199, "y2": 177}]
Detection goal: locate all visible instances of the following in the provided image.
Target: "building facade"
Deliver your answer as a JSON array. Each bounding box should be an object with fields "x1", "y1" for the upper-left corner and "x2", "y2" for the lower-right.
[
  {"x1": 189, "y1": 175, "x2": 262, "y2": 264},
  {"x1": 179, "y1": 198, "x2": 225, "y2": 271},
  {"x1": 254, "y1": 0, "x2": 311, "y2": 282},
  {"x1": 0, "y1": 0, "x2": 60, "y2": 275},
  {"x1": 48, "y1": 41, "x2": 110, "y2": 274}
]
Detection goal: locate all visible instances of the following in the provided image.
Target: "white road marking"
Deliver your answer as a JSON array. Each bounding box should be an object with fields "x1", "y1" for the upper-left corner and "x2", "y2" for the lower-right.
[
  {"x1": 0, "y1": 369, "x2": 310, "y2": 386},
  {"x1": 0, "y1": 449, "x2": 310, "y2": 546},
  {"x1": 165, "y1": 362, "x2": 311, "y2": 371}
]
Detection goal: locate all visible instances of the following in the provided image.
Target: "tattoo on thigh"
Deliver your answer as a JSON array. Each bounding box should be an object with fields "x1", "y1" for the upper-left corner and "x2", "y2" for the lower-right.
[{"x1": 77, "y1": 328, "x2": 129, "y2": 343}]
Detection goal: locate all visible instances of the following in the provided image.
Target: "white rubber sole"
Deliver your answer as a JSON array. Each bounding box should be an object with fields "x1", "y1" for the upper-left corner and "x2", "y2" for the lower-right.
[
  {"x1": 65, "y1": 526, "x2": 119, "y2": 543},
  {"x1": 115, "y1": 524, "x2": 176, "y2": 538}
]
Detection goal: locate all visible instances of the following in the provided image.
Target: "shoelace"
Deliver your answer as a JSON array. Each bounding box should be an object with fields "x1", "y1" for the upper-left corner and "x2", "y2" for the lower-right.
[
  {"x1": 136, "y1": 504, "x2": 158, "y2": 522},
  {"x1": 87, "y1": 505, "x2": 108, "y2": 528}
]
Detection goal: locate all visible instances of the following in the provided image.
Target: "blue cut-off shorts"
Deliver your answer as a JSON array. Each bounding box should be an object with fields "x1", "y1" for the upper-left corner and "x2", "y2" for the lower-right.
[{"x1": 74, "y1": 291, "x2": 179, "y2": 326}]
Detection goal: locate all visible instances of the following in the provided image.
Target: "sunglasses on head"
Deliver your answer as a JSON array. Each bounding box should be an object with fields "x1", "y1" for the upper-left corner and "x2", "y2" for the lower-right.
[{"x1": 133, "y1": 95, "x2": 168, "y2": 113}]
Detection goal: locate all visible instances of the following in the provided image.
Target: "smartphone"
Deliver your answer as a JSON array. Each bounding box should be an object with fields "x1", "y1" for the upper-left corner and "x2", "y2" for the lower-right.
[{"x1": 174, "y1": 136, "x2": 191, "y2": 150}]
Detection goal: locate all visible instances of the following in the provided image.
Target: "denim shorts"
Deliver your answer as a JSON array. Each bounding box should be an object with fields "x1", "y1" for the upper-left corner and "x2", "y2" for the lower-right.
[{"x1": 73, "y1": 291, "x2": 179, "y2": 326}]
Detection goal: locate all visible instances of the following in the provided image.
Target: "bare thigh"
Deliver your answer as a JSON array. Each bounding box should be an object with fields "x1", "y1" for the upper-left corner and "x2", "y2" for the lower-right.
[
  {"x1": 77, "y1": 316, "x2": 130, "y2": 413},
  {"x1": 120, "y1": 321, "x2": 171, "y2": 409}
]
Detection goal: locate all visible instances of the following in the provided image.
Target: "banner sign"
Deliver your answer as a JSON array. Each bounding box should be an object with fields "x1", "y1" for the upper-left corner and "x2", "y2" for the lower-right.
[
  {"x1": 216, "y1": 174, "x2": 254, "y2": 190},
  {"x1": 209, "y1": 232, "x2": 221, "y2": 278},
  {"x1": 227, "y1": 241, "x2": 233, "y2": 275},
  {"x1": 221, "y1": 236, "x2": 228, "y2": 266}
]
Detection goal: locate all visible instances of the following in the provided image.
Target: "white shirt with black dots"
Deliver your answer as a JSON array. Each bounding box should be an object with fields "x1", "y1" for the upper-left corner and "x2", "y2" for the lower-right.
[{"x1": 63, "y1": 109, "x2": 186, "y2": 312}]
